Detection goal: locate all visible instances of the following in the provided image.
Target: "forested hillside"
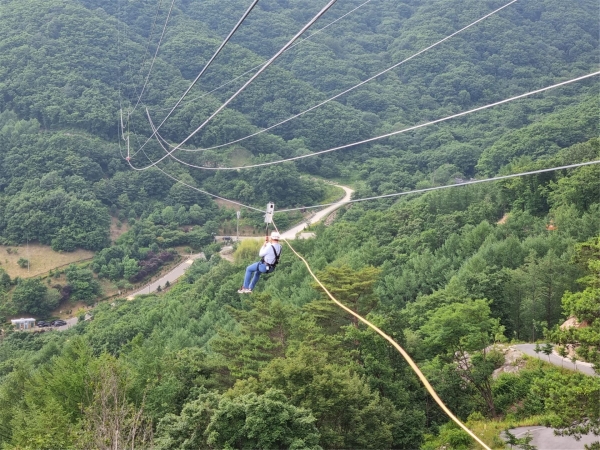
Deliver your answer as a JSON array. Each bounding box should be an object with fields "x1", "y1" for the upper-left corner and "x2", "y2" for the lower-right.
[{"x1": 0, "y1": 0, "x2": 598, "y2": 447}]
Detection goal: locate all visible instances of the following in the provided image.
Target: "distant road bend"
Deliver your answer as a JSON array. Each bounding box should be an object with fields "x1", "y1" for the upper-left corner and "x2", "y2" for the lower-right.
[
  {"x1": 280, "y1": 185, "x2": 354, "y2": 239},
  {"x1": 514, "y1": 343, "x2": 597, "y2": 377},
  {"x1": 130, "y1": 184, "x2": 354, "y2": 298},
  {"x1": 127, "y1": 252, "x2": 204, "y2": 300}
]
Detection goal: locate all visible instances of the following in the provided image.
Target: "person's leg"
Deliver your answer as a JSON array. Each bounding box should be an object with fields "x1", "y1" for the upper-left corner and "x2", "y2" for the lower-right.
[
  {"x1": 248, "y1": 263, "x2": 267, "y2": 290},
  {"x1": 243, "y1": 262, "x2": 260, "y2": 289}
]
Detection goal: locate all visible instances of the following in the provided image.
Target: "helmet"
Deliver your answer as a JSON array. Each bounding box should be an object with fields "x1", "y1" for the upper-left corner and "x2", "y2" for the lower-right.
[{"x1": 270, "y1": 231, "x2": 281, "y2": 240}]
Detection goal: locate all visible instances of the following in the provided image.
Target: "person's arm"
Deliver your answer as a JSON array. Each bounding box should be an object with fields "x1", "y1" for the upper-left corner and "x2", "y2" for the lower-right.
[{"x1": 258, "y1": 243, "x2": 270, "y2": 257}]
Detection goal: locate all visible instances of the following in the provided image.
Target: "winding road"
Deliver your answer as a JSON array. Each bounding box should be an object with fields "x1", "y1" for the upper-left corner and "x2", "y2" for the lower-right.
[
  {"x1": 502, "y1": 344, "x2": 598, "y2": 449},
  {"x1": 513, "y1": 343, "x2": 597, "y2": 377},
  {"x1": 48, "y1": 185, "x2": 355, "y2": 325},
  {"x1": 503, "y1": 426, "x2": 598, "y2": 449},
  {"x1": 280, "y1": 185, "x2": 354, "y2": 239},
  {"x1": 127, "y1": 253, "x2": 204, "y2": 300},
  {"x1": 128, "y1": 185, "x2": 354, "y2": 298}
]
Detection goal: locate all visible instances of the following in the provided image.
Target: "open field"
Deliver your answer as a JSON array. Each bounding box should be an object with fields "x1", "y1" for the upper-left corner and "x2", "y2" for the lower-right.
[{"x1": 0, "y1": 244, "x2": 94, "y2": 279}]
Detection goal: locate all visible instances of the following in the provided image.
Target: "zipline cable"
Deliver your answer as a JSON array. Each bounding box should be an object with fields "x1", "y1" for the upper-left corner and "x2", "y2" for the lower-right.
[
  {"x1": 147, "y1": 159, "x2": 265, "y2": 212},
  {"x1": 128, "y1": 120, "x2": 600, "y2": 215},
  {"x1": 113, "y1": 0, "x2": 261, "y2": 209},
  {"x1": 148, "y1": 0, "x2": 378, "y2": 113},
  {"x1": 122, "y1": 123, "x2": 264, "y2": 212},
  {"x1": 275, "y1": 160, "x2": 600, "y2": 212},
  {"x1": 128, "y1": 0, "x2": 177, "y2": 116},
  {"x1": 133, "y1": 0, "x2": 340, "y2": 168},
  {"x1": 134, "y1": 0, "x2": 261, "y2": 155},
  {"x1": 118, "y1": 0, "x2": 171, "y2": 121},
  {"x1": 162, "y1": 0, "x2": 519, "y2": 153},
  {"x1": 123, "y1": 110, "x2": 600, "y2": 217},
  {"x1": 129, "y1": 71, "x2": 600, "y2": 171},
  {"x1": 271, "y1": 219, "x2": 493, "y2": 450},
  {"x1": 139, "y1": 0, "x2": 166, "y2": 75}
]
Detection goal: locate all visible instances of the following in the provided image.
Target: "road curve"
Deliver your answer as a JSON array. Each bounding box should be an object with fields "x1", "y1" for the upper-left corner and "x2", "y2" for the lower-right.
[
  {"x1": 503, "y1": 426, "x2": 598, "y2": 449},
  {"x1": 280, "y1": 185, "x2": 354, "y2": 239},
  {"x1": 502, "y1": 346, "x2": 598, "y2": 448},
  {"x1": 127, "y1": 253, "x2": 204, "y2": 299},
  {"x1": 513, "y1": 343, "x2": 597, "y2": 377},
  {"x1": 53, "y1": 186, "x2": 354, "y2": 314}
]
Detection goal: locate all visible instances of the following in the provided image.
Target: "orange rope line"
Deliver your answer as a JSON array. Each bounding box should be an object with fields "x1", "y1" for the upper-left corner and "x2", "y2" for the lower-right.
[{"x1": 272, "y1": 222, "x2": 492, "y2": 450}]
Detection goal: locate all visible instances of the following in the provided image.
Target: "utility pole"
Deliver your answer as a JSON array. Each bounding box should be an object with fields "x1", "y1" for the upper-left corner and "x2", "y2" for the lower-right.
[{"x1": 236, "y1": 210, "x2": 240, "y2": 242}]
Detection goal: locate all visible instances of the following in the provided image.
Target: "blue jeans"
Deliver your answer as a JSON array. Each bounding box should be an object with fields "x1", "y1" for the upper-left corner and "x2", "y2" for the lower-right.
[{"x1": 243, "y1": 262, "x2": 269, "y2": 290}]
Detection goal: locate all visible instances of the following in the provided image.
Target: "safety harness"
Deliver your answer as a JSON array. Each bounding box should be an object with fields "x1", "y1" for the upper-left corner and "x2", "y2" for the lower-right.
[
  {"x1": 261, "y1": 244, "x2": 281, "y2": 273},
  {"x1": 261, "y1": 203, "x2": 281, "y2": 273}
]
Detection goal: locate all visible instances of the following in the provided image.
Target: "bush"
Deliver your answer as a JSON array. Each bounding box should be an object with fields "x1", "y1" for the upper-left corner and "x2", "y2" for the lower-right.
[{"x1": 233, "y1": 240, "x2": 262, "y2": 264}]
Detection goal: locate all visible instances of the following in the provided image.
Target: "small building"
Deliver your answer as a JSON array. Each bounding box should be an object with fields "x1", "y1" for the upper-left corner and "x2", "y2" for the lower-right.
[{"x1": 11, "y1": 318, "x2": 35, "y2": 331}]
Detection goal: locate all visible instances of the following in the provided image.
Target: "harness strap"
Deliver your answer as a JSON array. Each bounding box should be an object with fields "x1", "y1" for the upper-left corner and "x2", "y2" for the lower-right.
[
  {"x1": 260, "y1": 244, "x2": 281, "y2": 272},
  {"x1": 271, "y1": 244, "x2": 281, "y2": 265}
]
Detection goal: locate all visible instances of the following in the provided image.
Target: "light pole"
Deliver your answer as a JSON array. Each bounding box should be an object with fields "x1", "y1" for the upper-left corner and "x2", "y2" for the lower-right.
[{"x1": 236, "y1": 210, "x2": 240, "y2": 241}]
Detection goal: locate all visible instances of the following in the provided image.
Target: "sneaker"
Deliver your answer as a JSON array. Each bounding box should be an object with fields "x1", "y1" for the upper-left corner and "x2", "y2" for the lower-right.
[{"x1": 237, "y1": 288, "x2": 252, "y2": 294}]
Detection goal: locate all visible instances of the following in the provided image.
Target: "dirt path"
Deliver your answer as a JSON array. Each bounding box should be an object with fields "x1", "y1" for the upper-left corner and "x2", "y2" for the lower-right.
[{"x1": 215, "y1": 184, "x2": 354, "y2": 241}]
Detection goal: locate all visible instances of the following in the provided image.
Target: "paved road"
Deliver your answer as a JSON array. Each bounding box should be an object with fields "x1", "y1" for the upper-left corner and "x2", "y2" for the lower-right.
[
  {"x1": 503, "y1": 426, "x2": 598, "y2": 449},
  {"x1": 514, "y1": 344, "x2": 597, "y2": 377},
  {"x1": 127, "y1": 253, "x2": 204, "y2": 299},
  {"x1": 280, "y1": 185, "x2": 354, "y2": 239},
  {"x1": 54, "y1": 317, "x2": 78, "y2": 331},
  {"x1": 214, "y1": 184, "x2": 354, "y2": 241},
  {"x1": 503, "y1": 347, "x2": 597, "y2": 448},
  {"x1": 53, "y1": 186, "x2": 353, "y2": 310}
]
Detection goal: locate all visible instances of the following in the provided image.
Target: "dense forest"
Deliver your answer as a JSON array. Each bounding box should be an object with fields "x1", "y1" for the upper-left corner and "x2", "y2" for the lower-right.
[{"x1": 0, "y1": 0, "x2": 598, "y2": 448}]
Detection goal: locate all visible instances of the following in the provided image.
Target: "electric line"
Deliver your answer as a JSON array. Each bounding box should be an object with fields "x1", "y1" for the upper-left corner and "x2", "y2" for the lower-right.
[
  {"x1": 148, "y1": 0, "x2": 378, "y2": 113},
  {"x1": 129, "y1": 71, "x2": 600, "y2": 171},
  {"x1": 275, "y1": 160, "x2": 600, "y2": 212},
  {"x1": 132, "y1": 0, "x2": 261, "y2": 156},
  {"x1": 132, "y1": 0, "x2": 340, "y2": 169},
  {"x1": 167, "y1": 0, "x2": 519, "y2": 153}
]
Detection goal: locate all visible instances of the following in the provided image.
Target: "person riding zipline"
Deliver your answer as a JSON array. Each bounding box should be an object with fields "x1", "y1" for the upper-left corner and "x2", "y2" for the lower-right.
[{"x1": 238, "y1": 231, "x2": 282, "y2": 293}]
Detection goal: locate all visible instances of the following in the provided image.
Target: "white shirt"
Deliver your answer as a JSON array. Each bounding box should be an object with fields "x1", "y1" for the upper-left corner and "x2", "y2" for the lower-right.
[{"x1": 259, "y1": 242, "x2": 282, "y2": 265}]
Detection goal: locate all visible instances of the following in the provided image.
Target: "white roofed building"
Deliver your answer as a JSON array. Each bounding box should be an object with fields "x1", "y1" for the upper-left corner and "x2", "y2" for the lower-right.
[{"x1": 11, "y1": 318, "x2": 35, "y2": 331}]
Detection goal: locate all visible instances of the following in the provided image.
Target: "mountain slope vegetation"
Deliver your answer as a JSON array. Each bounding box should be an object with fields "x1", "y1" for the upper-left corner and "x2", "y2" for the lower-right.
[{"x1": 0, "y1": 0, "x2": 598, "y2": 447}]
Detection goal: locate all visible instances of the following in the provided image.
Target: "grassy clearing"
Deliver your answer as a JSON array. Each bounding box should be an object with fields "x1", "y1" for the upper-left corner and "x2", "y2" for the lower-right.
[
  {"x1": 227, "y1": 147, "x2": 253, "y2": 166},
  {"x1": 0, "y1": 244, "x2": 94, "y2": 279},
  {"x1": 465, "y1": 415, "x2": 546, "y2": 449},
  {"x1": 51, "y1": 301, "x2": 94, "y2": 321},
  {"x1": 321, "y1": 183, "x2": 346, "y2": 203},
  {"x1": 110, "y1": 216, "x2": 129, "y2": 242}
]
